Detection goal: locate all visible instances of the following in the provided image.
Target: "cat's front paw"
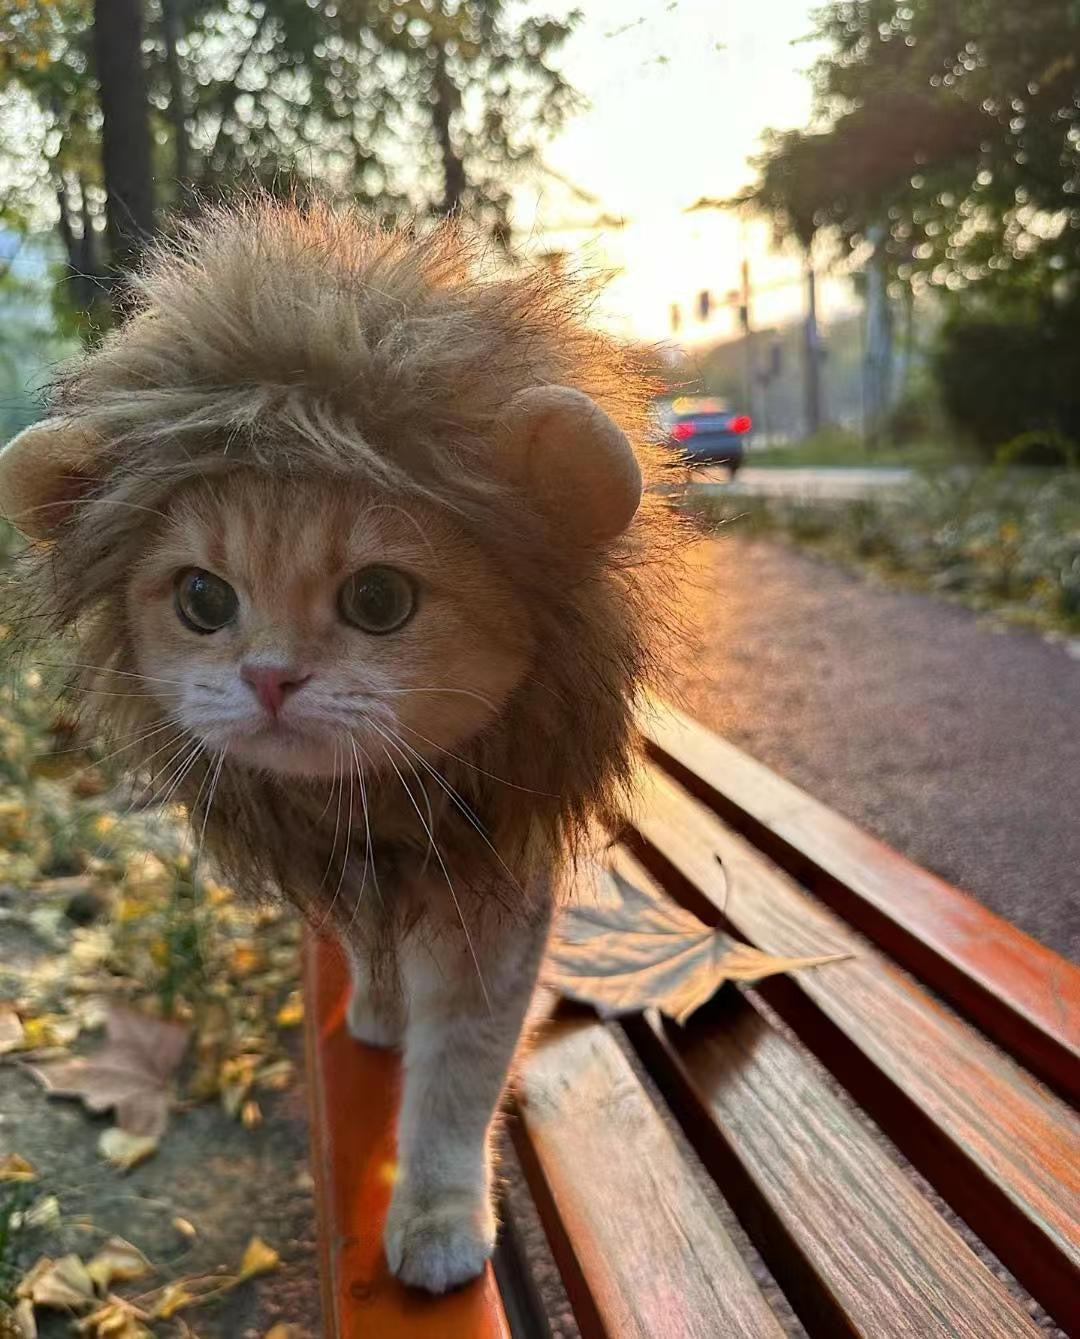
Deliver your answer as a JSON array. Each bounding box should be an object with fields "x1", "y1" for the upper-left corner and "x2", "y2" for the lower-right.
[
  {"x1": 383, "y1": 1191, "x2": 495, "y2": 1294},
  {"x1": 345, "y1": 989, "x2": 404, "y2": 1049}
]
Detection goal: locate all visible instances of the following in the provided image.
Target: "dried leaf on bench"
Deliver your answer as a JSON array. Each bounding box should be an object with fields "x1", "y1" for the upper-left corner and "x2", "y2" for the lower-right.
[
  {"x1": 548, "y1": 864, "x2": 848, "y2": 1024},
  {"x1": 28, "y1": 1004, "x2": 189, "y2": 1140}
]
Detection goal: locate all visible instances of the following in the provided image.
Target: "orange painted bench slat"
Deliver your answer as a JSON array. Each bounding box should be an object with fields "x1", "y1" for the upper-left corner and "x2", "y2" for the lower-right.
[{"x1": 303, "y1": 935, "x2": 511, "y2": 1339}]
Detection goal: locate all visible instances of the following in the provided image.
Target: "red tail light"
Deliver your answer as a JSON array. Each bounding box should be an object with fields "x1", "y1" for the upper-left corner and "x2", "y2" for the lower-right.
[
  {"x1": 730, "y1": 414, "x2": 752, "y2": 433},
  {"x1": 670, "y1": 421, "x2": 697, "y2": 441}
]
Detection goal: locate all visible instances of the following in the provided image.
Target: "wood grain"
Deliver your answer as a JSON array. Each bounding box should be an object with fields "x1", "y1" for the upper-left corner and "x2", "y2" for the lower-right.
[
  {"x1": 639, "y1": 699, "x2": 1080, "y2": 1103},
  {"x1": 303, "y1": 934, "x2": 511, "y2": 1339},
  {"x1": 617, "y1": 939, "x2": 1043, "y2": 1336},
  {"x1": 512, "y1": 1013, "x2": 786, "y2": 1339},
  {"x1": 624, "y1": 767, "x2": 1080, "y2": 1332}
]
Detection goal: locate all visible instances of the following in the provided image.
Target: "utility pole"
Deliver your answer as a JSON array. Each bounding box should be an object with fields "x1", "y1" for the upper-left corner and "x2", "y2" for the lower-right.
[{"x1": 802, "y1": 253, "x2": 823, "y2": 436}]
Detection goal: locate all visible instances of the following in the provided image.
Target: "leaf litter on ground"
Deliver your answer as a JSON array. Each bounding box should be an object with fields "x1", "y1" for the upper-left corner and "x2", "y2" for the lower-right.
[{"x1": 547, "y1": 860, "x2": 849, "y2": 1023}]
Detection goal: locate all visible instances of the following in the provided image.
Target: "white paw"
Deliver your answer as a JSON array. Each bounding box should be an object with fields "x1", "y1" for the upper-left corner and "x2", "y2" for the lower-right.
[
  {"x1": 345, "y1": 990, "x2": 404, "y2": 1049},
  {"x1": 383, "y1": 1192, "x2": 495, "y2": 1294}
]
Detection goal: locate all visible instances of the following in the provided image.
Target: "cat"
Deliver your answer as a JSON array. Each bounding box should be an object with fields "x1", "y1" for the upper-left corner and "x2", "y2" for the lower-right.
[{"x1": 0, "y1": 199, "x2": 676, "y2": 1293}]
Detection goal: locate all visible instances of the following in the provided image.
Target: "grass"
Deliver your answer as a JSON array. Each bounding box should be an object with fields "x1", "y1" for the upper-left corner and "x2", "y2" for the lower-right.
[
  {"x1": 687, "y1": 465, "x2": 1080, "y2": 635},
  {"x1": 747, "y1": 426, "x2": 976, "y2": 471}
]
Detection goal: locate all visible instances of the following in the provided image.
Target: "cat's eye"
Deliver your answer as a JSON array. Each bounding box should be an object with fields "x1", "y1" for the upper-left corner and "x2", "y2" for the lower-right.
[
  {"x1": 175, "y1": 569, "x2": 239, "y2": 634},
  {"x1": 338, "y1": 565, "x2": 417, "y2": 634}
]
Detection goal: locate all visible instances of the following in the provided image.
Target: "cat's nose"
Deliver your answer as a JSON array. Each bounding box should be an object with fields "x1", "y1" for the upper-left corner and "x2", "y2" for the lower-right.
[{"x1": 240, "y1": 664, "x2": 310, "y2": 716}]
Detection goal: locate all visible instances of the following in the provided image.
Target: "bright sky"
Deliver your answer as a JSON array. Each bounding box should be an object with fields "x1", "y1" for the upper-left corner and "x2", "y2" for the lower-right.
[{"x1": 516, "y1": 0, "x2": 850, "y2": 343}]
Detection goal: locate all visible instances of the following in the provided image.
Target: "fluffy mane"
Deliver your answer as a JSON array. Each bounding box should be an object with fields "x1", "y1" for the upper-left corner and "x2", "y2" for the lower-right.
[{"x1": 15, "y1": 198, "x2": 680, "y2": 928}]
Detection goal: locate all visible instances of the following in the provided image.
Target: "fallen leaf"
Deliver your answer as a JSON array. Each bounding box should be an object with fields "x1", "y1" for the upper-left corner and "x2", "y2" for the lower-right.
[
  {"x1": 171, "y1": 1217, "x2": 197, "y2": 1240},
  {"x1": 239, "y1": 1237, "x2": 279, "y2": 1280},
  {"x1": 85, "y1": 1238, "x2": 150, "y2": 1291},
  {"x1": 18, "y1": 1195, "x2": 60, "y2": 1232},
  {"x1": 14, "y1": 1300, "x2": 37, "y2": 1339},
  {"x1": 275, "y1": 994, "x2": 303, "y2": 1028},
  {"x1": 15, "y1": 1254, "x2": 95, "y2": 1311},
  {"x1": 98, "y1": 1128, "x2": 159, "y2": 1173},
  {"x1": 0, "y1": 1005, "x2": 24, "y2": 1055},
  {"x1": 0, "y1": 1153, "x2": 36, "y2": 1182},
  {"x1": 147, "y1": 1280, "x2": 205, "y2": 1321},
  {"x1": 264, "y1": 1327, "x2": 306, "y2": 1339},
  {"x1": 20, "y1": 1014, "x2": 81, "y2": 1050},
  {"x1": 241, "y1": 1099, "x2": 262, "y2": 1129},
  {"x1": 30, "y1": 1004, "x2": 190, "y2": 1139},
  {"x1": 548, "y1": 863, "x2": 849, "y2": 1024},
  {"x1": 75, "y1": 1297, "x2": 152, "y2": 1338}
]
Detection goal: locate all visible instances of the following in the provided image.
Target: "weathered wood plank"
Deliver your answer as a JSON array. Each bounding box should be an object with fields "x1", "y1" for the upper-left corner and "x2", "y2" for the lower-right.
[
  {"x1": 639, "y1": 700, "x2": 1080, "y2": 1103},
  {"x1": 512, "y1": 1014, "x2": 786, "y2": 1339},
  {"x1": 303, "y1": 934, "x2": 512, "y2": 1339},
  {"x1": 624, "y1": 767, "x2": 1080, "y2": 1332},
  {"x1": 624, "y1": 985, "x2": 1043, "y2": 1337}
]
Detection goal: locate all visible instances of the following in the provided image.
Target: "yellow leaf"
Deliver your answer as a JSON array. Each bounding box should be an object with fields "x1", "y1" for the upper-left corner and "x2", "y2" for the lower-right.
[
  {"x1": 149, "y1": 1281, "x2": 199, "y2": 1321},
  {"x1": 16, "y1": 1254, "x2": 95, "y2": 1311},
  {"x1": 77, "y1": 1298, "x2": 152, "y2": 1338},
  {"x1": 241, "y1": 1099, "x2": 262, "y2": 1129},
  {"x1": 275, "y1": 994, "x2": 303, "y2": 1028},
  {"x1": 85, "y1": 1237, "x2": 151, "y2": 1291},
  {"x1": 172, "y1": 1217, "x2": 197, "y2": 1240},
  {"x1": 264, "y1": 1327, "x2": 306, "y2": 1339},
  {"x1": 0, "y1": 1154, "x2": 36, "y2": 1182},
  {"x1": 98, "y1": 1128, "x2": 158, "y2": 1172},
  {"x1": 20, "y1": 1195, "x2": 60, "y2": 1231},
  {"x1": 239, "y1": 1237, "x2": 279, "y2": 1280}
]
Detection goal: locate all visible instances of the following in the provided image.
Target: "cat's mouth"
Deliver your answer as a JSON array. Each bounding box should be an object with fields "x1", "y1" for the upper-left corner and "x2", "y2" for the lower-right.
[{"x1": 204, "y1": 716, "x2": 343, "y2": 778}]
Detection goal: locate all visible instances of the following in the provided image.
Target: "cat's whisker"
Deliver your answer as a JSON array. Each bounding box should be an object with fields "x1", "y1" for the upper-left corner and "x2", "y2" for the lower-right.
[
  {"x1": 380, "y1": 686, "x2": 499, "y2": 714},
  {"x1": 344, "y1": 737, "x2": 374, "y2": 932},
  {"x1": 317, "y1": 741, "x2": 347, "y2": 908},
  {"x1": 193, "y1": 748, "x2": 227, "y2": 877},
  {"x1": 376, "y1": 737, "x2": 492, "y2": 1015},
  {"x1": 33, "y1": 661, "x2": 187, "y2": 689},
  {"x1": 394, "y1": 720, "x2": 557, "y2": 797},
  {"x1": 315, "y1": 739, "x2": 341, "y2": 823},
  {"x1": 370, "y1": 723, "x2": 435, "y2": 869},
  {"x1": 322, "y1": 734, "x2": 355, "y2": 927},
  {"x1": 352, "y1": 738, "x2": 383, "y2": 914},
  {"x1": 378, "y1": 725, "x2": 526, "y2": 898}
]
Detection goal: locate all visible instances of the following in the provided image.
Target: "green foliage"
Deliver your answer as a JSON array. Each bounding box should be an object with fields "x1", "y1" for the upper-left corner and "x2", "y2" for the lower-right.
[
  {"x1": 695, "y1": 468, "x2": 1080, "y2": 633},
  {"x1": 932, "y1": 303, "x2": 1080, "y2": 461},
  {"x1": 743, "y1": 1, "x2": 1080, "y2": 297},
  {"x1": 0, "y1": 0, "x2": 581, "y2": 273}
]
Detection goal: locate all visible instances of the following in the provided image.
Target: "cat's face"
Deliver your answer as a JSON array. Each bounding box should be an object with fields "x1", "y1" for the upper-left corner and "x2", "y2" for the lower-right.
[{"x1": 127, "y1": 475, "x2": 532, "y2": 778}]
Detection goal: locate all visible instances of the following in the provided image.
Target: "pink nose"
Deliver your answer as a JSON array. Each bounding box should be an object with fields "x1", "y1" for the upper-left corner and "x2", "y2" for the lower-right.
[{"x1": 240, "y1": 664, "x2": 310, "y2": 716}]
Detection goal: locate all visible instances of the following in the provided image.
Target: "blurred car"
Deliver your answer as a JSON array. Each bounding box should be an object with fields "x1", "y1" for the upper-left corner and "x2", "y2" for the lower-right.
[{"x1": 655, "y1": 396, "x2": 752, "y2": 477}]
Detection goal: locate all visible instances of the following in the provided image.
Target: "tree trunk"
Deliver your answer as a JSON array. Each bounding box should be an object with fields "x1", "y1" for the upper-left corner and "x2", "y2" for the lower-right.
[
  {"x1": 161, "y1": 0, "x2": 191, "y2": 194},
  {"x1": 92, "y1": 0, "x2": 155, "y2": 274},
  {"x1": 431, "y1": 43, "x2": 466, "y2": 215}
]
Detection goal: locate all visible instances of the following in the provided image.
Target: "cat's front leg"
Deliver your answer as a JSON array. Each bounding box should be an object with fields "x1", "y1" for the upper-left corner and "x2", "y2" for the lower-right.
[
  {"x1": 383, "y1": 892, "x2": 549, "y2": 1293},
  {"x1": 342, "y1": 937, "x2": 406, "y2": 1050}
]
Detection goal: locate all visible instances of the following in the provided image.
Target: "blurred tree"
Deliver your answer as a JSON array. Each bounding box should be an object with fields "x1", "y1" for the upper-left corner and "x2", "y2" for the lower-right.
[
  {"x1": 93, "y1": 0, "x2": 155, "y2": 270},
  {"x1": 0, "y1": 0, "x2": 582, "y2": 308},
  {"x1": 743, "y1": 0, "x2": 1080, "y2": 300}
]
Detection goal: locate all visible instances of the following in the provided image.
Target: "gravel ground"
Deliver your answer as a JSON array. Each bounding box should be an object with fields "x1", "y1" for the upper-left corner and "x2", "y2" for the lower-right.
[{"x1": 673, "y1": 531, "x2": 1080, "y2": 959}]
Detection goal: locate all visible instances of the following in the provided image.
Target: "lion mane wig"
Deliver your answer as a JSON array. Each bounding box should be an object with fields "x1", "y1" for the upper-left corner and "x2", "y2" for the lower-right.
[{"x1": 0, "y1": 199, "x2": 678, "y2": 926}]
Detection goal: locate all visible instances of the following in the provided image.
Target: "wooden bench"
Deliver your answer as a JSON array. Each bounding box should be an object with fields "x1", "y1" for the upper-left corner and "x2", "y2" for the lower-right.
[{"x1": 303, "y1": 703, "x2": 1080, "y2": 1338}]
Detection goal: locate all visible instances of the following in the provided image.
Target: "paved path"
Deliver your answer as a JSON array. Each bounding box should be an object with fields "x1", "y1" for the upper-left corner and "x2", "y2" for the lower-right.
[
  {"x1": 694, "y1": 465, "x2": 913, "y2": 500},
  {"x1": 673, "y1": 534, "x2": 1080, "y2": 958}
]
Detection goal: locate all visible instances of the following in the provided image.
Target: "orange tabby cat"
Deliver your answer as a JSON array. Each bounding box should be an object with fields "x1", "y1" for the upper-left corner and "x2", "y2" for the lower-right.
[{"x1": 0, "y1": 200, "x2": 676, "y2": 1293}]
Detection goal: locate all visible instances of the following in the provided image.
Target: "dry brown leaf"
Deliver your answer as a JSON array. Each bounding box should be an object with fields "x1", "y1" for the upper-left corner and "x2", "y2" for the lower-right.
[
  {"x1": 13, "y1": 1300, "x2": 37, "y2": 1339},
  {"x1": 30, "y1": 1004, "x2": 189, "y2": 1140},
  {"x1": 15, "y1": 1254, "x2": 95, "y2": 1311},
  {"x1": 75, "y1": 1297, "x2": 152, "y2": 1339},
  {"x1": 85, "y1": 1238, "x2": 151, "y2": 1292},
  {"x1": 98, "y1": 1128, "x2": 159, "y2": 1173},
  {"x1": 239, "y1": 1237, "x2": 280, "y2": 1280},
  {"x1": 0, "y1": 1153, "x2": 36, "y2": 1182},
  {"x1": 0, "y1": 1005, "x2": 24, "y2": 1056},
  {"x1": 548, "y1": 864, "x2": 849, "y2": 1024}
]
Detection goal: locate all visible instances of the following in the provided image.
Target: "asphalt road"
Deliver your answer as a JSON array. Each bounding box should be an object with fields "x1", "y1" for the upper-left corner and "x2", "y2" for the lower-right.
[{"x1": 673, "y1": 533, "x2": 1080, "y2": 958}]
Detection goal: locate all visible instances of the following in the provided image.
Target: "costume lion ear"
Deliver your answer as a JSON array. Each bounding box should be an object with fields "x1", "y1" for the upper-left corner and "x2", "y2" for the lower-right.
[
  {"x1": 495, "y1": 386, "x2": 643, "y2": 545},
  {"x1": 0, "y1": 418, "x2": 102, "y2": 538}
]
